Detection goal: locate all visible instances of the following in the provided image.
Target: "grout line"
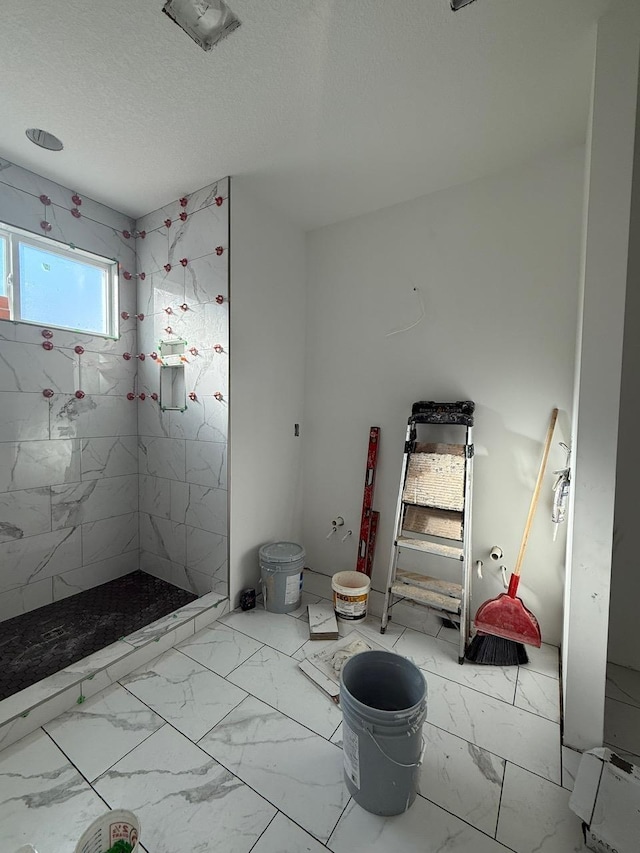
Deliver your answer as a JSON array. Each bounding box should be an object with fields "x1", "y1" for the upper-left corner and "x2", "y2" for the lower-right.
[
  {"x1": 494, "y1": 755, "x2": 508, "y2": 839},
  {"x1": 246, "y1": 810, "x2": 279, "y2": 853}
]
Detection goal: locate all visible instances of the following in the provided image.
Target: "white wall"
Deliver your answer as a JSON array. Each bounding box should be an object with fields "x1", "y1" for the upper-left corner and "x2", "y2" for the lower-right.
[
  {"x1": 228, "y1": 178, "x2": 307, "y2": 606},
  {"x1": 302, "y1": 146, "x2": 584, "y2": 646},
  {"x1": 563, "y1": 1, "x2": 640, "y2": 749},
  {"x1": 607, "y1": 40, "x2": 640, "y2": 671}
]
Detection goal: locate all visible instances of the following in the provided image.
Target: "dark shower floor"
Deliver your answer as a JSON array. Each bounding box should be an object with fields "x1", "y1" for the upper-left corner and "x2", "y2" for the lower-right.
[{"x1": 0, "y1": 571, "x2": 197, "y2": 701}]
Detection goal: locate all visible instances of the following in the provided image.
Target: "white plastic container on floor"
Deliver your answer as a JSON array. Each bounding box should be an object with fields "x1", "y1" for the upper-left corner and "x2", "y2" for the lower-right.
[
  {"x1": 74, "y1": 810, "x2": 140, "y2": 853},
  {"x1": 332, "y1": 571, "x2": 371, "y2": 621}
]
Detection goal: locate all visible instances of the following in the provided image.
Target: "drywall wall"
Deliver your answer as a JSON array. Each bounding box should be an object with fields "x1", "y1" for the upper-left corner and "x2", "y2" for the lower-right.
[
  {"x1": 302, "y1": 145, "x2": 585, "y2": 647},
  {"x1": 228, "y1": 178, "x2": 306, "y2": 606},
  {"x1": 0, "y1": 159, "x2": 138, "y2": 621},
  {"x1": 563, "y1": 2, "x2": 640, "y2": 750},
  {"x1": 608, "y1": 74, "x2": 640, "y2": 672},
  {"x1": 134, "y1": 180, "x2": 230, "y2": 599}
]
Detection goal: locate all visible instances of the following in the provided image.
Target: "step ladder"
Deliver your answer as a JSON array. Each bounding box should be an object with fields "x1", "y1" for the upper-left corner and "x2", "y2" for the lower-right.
[{"x1": 381, "y1": 401, "x2": 475, "y2": 664}]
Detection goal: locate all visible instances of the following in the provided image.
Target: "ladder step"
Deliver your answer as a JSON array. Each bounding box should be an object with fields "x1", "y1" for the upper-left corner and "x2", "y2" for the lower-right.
[
  {"x1": 391, "y1": 580, "x2": 462, "y2": 614},
  {"x1": 403, "y1": 444, "x2": 465, "y2": 511},
  {"x1": 396, "y1": 569, "x2": 463, "y2": 598},
  {"x1": 397, "y1": 537, "x2": 464, "y2": 560},
  {"x1": 403, "y1": 505, "x2": 463, "y2": 540}
]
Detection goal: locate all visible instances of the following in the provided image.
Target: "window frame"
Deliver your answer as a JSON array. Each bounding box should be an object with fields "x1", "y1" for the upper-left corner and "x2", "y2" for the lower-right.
[{"x1": 0, "y1": 221, "x2": 119, "y2": 339}]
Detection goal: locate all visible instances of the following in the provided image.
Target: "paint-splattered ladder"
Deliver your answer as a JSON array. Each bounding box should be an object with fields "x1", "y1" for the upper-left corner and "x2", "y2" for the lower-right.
[{"x1": 381, "y1": 401, "x2": 475, "y2": 664}]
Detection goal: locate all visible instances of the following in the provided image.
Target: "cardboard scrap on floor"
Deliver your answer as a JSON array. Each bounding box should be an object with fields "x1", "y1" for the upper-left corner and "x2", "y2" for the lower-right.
[
  {"x1": 298, "y1": 630, "x2": 391, "y2": 703},
  {"x1": 307, "y1": 602, "x2": 339, "y2": 640},
  {"x1": 569, "y1": 747, "x2": 640, "y2": 853}
]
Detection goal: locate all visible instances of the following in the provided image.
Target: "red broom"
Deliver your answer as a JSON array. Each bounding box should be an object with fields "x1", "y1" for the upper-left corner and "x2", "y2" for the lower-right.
[{"x1": 466, "y1": 408, "x2": 558, "y2": 665}]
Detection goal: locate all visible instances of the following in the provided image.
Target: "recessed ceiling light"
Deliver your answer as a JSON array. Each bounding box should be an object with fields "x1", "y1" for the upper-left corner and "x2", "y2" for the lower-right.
[
  {"x1": 25, "y1": 128, "x2": 64, "y2": 151},
  {"x1": 451, "y1": 0, "x2": 478, "y2": 10},
  {"x1": 163, "y1": 0, "x2": 240, "y2": 51}
]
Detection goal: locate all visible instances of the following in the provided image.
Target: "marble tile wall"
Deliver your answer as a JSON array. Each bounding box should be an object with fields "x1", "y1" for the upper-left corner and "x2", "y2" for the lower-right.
[
  {"x1": 134, "y1": 178, "x2": 229, "y2": 599},
  {"x1": 0, "y1": 159, "x2": 139, "y2": 621}
]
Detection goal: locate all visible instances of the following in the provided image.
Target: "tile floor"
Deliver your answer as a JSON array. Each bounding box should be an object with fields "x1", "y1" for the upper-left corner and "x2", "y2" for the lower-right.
[
  {"x1": 0, "y1": 595, "x2": 590, "y2": 853},
  {"x1": 604, "y1": 661, "x2": 640, "y2": 761}
]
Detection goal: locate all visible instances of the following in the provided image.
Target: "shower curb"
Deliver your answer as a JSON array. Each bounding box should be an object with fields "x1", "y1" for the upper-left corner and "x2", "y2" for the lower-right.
[{"x1": 0, "y1": 591, "x2": 229, "y2": 752}]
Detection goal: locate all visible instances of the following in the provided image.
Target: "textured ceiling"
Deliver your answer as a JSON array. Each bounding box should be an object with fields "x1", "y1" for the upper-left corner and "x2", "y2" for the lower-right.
[{"x1": 0, "y1": 0, "x2": 611, "y2": 229}]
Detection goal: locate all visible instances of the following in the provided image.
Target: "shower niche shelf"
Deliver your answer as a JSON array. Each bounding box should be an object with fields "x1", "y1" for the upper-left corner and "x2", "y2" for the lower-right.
[{"x1": 159, "y1": 337, "x2": 187, "y2": 411}]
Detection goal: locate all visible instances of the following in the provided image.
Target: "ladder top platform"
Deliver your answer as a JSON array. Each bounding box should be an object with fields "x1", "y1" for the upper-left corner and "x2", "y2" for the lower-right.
[{"x1": 410, "y1": 400, "x2": 475, "y2": 427}]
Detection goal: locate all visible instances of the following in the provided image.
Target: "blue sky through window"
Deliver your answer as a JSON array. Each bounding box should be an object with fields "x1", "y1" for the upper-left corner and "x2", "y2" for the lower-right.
[{"x1": 19, "y1": 243, "x2": 107, "y2": 334}]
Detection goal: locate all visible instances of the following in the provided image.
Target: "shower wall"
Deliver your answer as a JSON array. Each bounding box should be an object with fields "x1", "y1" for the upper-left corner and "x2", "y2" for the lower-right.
[
  {"x1": 135, "y1": 178, "x2": 229, "y2": 598},
  {"x1": 0, "y1": 159, "x2": 139, "y2": 622}
]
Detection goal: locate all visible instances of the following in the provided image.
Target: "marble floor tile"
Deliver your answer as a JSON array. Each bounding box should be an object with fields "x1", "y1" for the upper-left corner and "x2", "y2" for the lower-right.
[
  {"x1": 94, "y1": 724, "x2": 276, "y2": 853},
  {"x1": 120, "y1": 648, "x2": 247, "y2": 741},
  {"x1": 44, "y1": 683, "x2": 165, "y2": 781},
  {"x1": 200, "y1": 696, "x2": 348, "y2": 842},
  {"x1": 251, "y1": 812, "x2": 329, "y2": 853},
  {"x1": 562, "y1": 746, "x2": 583, "y2": 791},
  {"x1": 515, "y1": 669, "x2": 561, "y2": 722},
  {"x1": 606, "y1": 661, "x2": 640, "y2": 708},
  {"x1": 426, "y1": 671, "x2": 561, "y2": 783},
  {"x1": 340, "y1": 613, "x2": 406, "y2": 649},
  {"x1": 496, "y1": 762, "x2": 587, "y2": 852},
  {"x1": 227, "y1": 645, "x2": 342, "y2": 738},
  {"x1": 604, "y1": 696, "x2": 640, "y2": 756},
  {"x1": 329, "y1": 796, "x2": 507, "y2": 853},
  {"x1": 0, "y1": 728, "x2": 106, "y2": 853},
  {"x1": 178, "y1": 623, "x2": 263, "y2": 677},
  {"x1": 394, "y1": 629, "x2": 518, "y2": 703},
  {"x1": 522, "y1": 643, "x2": 560, "y2": 679},
  {"x1": 287, "y1": 590, "x2": 322, "y2": 618},
  {"x1": 420, "y1": 722, "x2": 505, "y2": 836},
  {"x1": 220, "y1": 607, "x2": 309, "y2": 655}
]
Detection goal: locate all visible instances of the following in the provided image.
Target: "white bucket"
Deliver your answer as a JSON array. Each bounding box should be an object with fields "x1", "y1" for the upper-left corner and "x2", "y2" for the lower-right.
[
  {"x1": 74, "y1": 810, "x2": 140, "y2": 853},
  {"x1": 332, "y1": 571, "x2": 371, "y2": 621}
]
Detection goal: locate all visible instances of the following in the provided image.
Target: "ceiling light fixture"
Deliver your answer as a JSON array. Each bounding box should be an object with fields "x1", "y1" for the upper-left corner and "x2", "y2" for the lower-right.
[
  {"x1": 451, "y1": 0, "x2": 478, "y2": 10},
  {"x1": 25, "y1": 128, "x2": 64, "y2": 151},
  {"x1": 163, "y1": 0, "x2": 241, "y2": 51}
]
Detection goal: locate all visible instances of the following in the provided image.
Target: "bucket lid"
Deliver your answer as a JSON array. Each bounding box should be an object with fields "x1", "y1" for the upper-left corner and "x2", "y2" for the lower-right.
[{"x1": 259, "y1": 541, "x2": 305, "y2": 563}]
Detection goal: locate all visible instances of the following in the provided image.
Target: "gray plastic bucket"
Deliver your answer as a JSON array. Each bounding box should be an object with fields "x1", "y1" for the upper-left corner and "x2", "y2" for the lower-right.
[
  {"x1": 339, "y1": 650, "x2": 427, "y2": 816},
  {"x1": 259, "y1": 541, "x2": 305, "y2": 614}
]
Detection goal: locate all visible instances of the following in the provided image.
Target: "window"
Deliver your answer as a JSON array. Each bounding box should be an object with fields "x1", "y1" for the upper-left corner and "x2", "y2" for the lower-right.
[{"x1": 0, "y1": 223, "x2": 118, "y2": 337}]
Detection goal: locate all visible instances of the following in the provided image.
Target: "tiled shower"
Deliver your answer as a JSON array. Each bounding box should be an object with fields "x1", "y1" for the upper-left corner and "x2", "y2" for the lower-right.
[{"x1": 0, "y1": 157, "x2": 230, "y2": 697}]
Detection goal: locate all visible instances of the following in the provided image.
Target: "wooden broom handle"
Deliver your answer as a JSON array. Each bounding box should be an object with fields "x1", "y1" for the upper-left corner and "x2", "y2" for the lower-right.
[{"x1": 513, "y1": 408, "x2": 558, "y2": 578}]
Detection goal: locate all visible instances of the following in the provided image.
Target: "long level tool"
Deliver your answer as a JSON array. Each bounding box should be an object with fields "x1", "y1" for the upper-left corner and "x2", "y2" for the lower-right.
[{"x1": 356, "y1": 427, "x2": 380, "y2": 576}]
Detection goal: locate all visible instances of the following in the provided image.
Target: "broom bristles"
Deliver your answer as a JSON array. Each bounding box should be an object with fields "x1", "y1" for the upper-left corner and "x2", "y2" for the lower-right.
[{"x1": 465, "y1": 633, "x2": 529, "y2": 666}]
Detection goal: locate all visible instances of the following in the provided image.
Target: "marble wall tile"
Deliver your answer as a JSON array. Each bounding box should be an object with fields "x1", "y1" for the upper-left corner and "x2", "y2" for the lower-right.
[
  {"x1": 81, "y1": 352, "x2": 134, "y2": 396},
  {"x1": 50, "y1": 394, "x2": 137, "y2": 439},
  {"x1": 0, "y1": 487, "x2": 51, "y2": 542},
  {"x1": 138, "y1": 254, "x2": 228, "y2": 313},
  {"x1": 53, "y1": 551, "x2": 138, "y2": 601},
  {"x1": 0, "y1": 340, "x2": 77, "y2": 393},
  {"x1": 0, "y1": 527, "x2": 82, "y2": 593},
  {"x1": 81, "y1": 435, "x2": 138, "y2": 479},
  {"x1": 51, "y1": 474, "x2": 137, "y2": 528},
  {"x1": 185, "y1": 176, "x2": 229, "y2": 215},
  {"x1": 11, "y1": 322, "x2": 136, "y2": 357},
  {"x1": 139, "y1": 549, "x2": 193, "y2": 592},
  {"x1": 82, "y1": 512, "x2": 138, "y2": 564},
  {"x1": 186, "y1": 440, "x2": 227, "y2": 488},
  {"x1": 139, "y1": 473, "x2": 171, "y2": 518},
  {"x1": 136, "y1": 394, "x2": 170, "y2": 438},
  {"x1": 0, "y1": 575, "x2": 53, "y2": 622},
  {"x1": 168, "y1": 395, "x2": 227, "y2": 441},
  {"x1": 0, "y1": 438, "x2": 81, "y2": 491},
  {"x1": 170, "y1": 481, "x2": 227, "y2": 534},
  {"x1": 139, "y1": 435, "x2": 186, "y2": 480},
  {"x1": 200, "y1": 696, "x2": 347, "y2": 843},
  {"x1": 0, "y1": 728, "x2": 106, "y2": 853},
  {"x1": 186, "y1": 526, "x2": 227, "y2": 575},
  {"x1": 139, "y1": 512, "x2": 187, "y2": 565},
  {"x1": 0, "y1": 391, "x2": 50, "y2": 440},
  {"x1": 93, "y1": 724, "x2": 275, "y2": 853}
]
